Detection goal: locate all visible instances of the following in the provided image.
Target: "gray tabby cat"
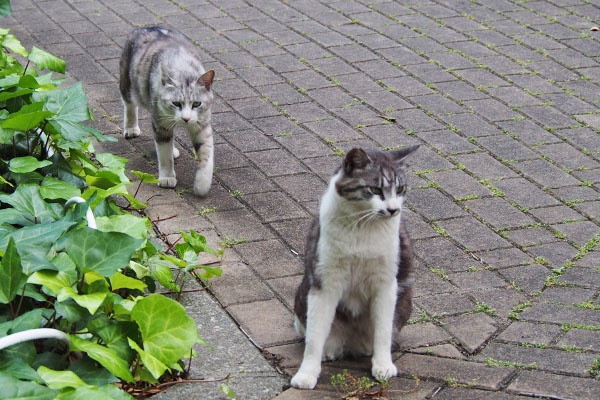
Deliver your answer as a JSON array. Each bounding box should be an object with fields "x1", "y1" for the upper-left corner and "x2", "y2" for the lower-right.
[
  {"x1": 120, "y1": 25, "x2": 215, "y2": 196},
  {"x1": 291, "y1": 146, "x2": 418, "y2": 390}
]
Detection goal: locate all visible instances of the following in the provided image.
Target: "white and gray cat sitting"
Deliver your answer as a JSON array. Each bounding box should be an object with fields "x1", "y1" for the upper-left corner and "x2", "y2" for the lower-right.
[
  {"x1": 119, "y1": 25, "x2": 215, "y2": 196},
  {"x1": 291, "y1": 145, "x2": 418, "y2": 390}
]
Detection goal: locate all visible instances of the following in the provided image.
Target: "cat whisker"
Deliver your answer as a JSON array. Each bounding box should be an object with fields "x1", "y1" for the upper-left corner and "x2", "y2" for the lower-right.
[{"x1": 345, "y1": 209, "x2": 378, "y2": 231}]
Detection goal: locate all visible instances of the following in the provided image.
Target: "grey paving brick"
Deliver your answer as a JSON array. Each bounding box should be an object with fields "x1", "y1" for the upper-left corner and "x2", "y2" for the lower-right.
[
  {"x1": 243, "y1": 191, "x2": 309, "y2": 222},
  {"x1": 497, "y1": 119, "x2": 561, "y2": 146},
  {"x1": 538, "y1": 286, "x2": 595, "y2": 305},
  {"x1": 514, "y1": 159, "x2": 581, "y2": 188},
  {"x1": 245, "y1": 148, "x2": 307, "y2": 177},
  {"x1": 466, "y1": 198, "x2": 535, "y2": 229},
  {"x1": 497, "y1": 321, "x2": 562, "y2": 345},
  {"x1": 444, "y1": 313, "x2": 498, "y2": 353},
  {"x1": 406, "y1": 188, "x2": 468, "y2": 220},
  {"x1": 452, "y1": 153, "x2": 519, "y2": 180},
  {"x1": 303, "y1": 118, "x2": 362, "y2": 143},
  {"x1": 477, "y1": 342, "x2": 598, "y2": 375},
  {"x1": 209, "y1": 262, "x2": 275, "y2": 306},
  {"x1": 508, "y1": 371, "x2": 600, "y2": 399},
  {"x1": 228, "y1": 299, "x2": 299, "y2": 347},
  {"x1": 415, "y1": 236, "x2": 481, "y2": 272},
  {"x1": 396, "y1": 354, "x2": 512, "y2": 391},
  {"x1": 437, "y1": 217, "x2": 512, "y2": 252},
  {"x1": 529, "y1": 206, "x2": 586, "y2": 225},
  {"x1": 557, "y1": 267, "x2": 600, "y2": 289},
  {"x1": 424, "y1": 169, "x2": 493, "y2": 200},
  {"x1": 216, "y1": 167, "x2": 274, "y2": 194}
]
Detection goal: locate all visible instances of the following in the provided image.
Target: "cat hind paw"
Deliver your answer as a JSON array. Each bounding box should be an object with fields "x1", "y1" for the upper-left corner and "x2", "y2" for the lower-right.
[
  {"x1": 371, "y1": 361, "x2": 397, "y2": 382},
  {"x1": 173, "y1": 147, "x2": 180, "y2": 159},
  {"x1": 290, "y1": 371, "x2": 318, "y2": 390},
  {"x1": 123, "y1": 127, "x2": 141, "y2": 138},
  {"x1": 158, "y1": 176, "x2": 177, "y2": 188}
]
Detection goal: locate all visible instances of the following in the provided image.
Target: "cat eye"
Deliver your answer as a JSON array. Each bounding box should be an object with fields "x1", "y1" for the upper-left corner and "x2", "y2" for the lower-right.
[
  {"x1": 369, "y1": 187, "x2": 383, "y2": 195},
  {"x1": 172, "y1": 101, "x2": 183, "y2": 108},
  {"x1": 396, "y1": 185, "x2": 406, "y2": 195},
  {"x1": 192, "y1": 101, "x2": 202, "y2": 108}
]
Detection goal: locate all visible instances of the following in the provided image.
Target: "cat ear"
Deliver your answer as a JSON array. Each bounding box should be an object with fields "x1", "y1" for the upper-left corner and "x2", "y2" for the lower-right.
[
  {"x1": 389, "y1": 144, "x2": 419, "y2": 164},
  {"x1": 199, "y1": 70, "x2": 215, "y2": 90},
  {"x1": 344, "y1": 148, "x2": 372, "y2": 174}
]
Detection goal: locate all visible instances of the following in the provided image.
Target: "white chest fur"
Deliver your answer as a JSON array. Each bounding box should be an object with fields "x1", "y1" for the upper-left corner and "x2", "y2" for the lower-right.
[{"x1": 315, "y1": 180, "x2": 401, "y2": 317}]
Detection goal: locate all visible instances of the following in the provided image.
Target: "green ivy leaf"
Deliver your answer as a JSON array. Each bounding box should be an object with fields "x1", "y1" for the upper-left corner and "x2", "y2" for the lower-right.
[
  {"x1": 0, "y1": 87, "x2": 34, "y2": 102},
  {"x1": 33, "y1": 82, "x2": 90, "y2": 123},
  {"x1": 96, "y1": 215, "x2": 148, "y2": 239},
  {"x1": 54, "y1": 299, "x2": 89, "y2": 324},
  {"x1": 109, "y1": 272, "x2": 147, "y2": 291},
  {"x1": 0, "y1": 0, "x2": 12, "y2": 18},
  {"x1": 37, "y1": 366, "x2": 89, "y2": 390},
  {"x1": 127, "y1": 338, "x2": 169, "y2": 380},
  {"x1": 0, "y1": 220, "x2": 77, "y2": 274},
  {"x1": 130, "y1": 294, "x2": 198, "y2": 369},
  {"x1": 0, "y1": 237, "x2": 26, "y2": 304},
  {"x1": 0, "y1": 372, "x2": 56, "y2": 400},
  {"x1": 68, "y1": 335, "x2": 133, "y2": 383},
  {"x1": 58, "y1": 287, "x2": 107, "y2": 315},
  {"x1": 0, "y1": 355, "x2": 40, "y2": 381},
  {"x1": 65, "y1": 227, "x2": 144, "y2": 277},
  {"x1": 180, "y1": 229, "x2": 216, "y2": 255},
  {"x1": 1, "y1": 102, "x2": 54, "y2": 131},
  {"x1": 28, "y1": 46, "x2": 66, "y2": 74},
  {"x1": 8, "y1": 156, "x2": 53, "y2": 173},
  {"x1": 0, "y1": 184, "x2": 62, "y2": 224},
  {"x1": 40, "y1": 176, "x2": 81, "y2": 200},
  {"x1": 220, "y1": 382, "x2": 236, "y2": 399},
  {"x1": 131, "y1": 170, "x2": 159, "y2": 184},
  {"x1": 68, "y1": 357, "x2": 118, "y2": 387},
  {"x1": 56, "y1": 384, "x2": 134, "y2": 400},
  {"x1": 150, "y1": 263, "x2": 179, "y2": 291},
  {"x1": 27, "y1": 270, "x2": 71, "y2": 297},
  {"x1": 2, "y1": 34, "x2": 26, "y2": 56}
]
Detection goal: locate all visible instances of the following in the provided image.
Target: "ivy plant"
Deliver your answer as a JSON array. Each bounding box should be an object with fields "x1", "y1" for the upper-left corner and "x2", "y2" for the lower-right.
[{"x1": 0, "y1": 2, "x2": 224, "y2": 398}]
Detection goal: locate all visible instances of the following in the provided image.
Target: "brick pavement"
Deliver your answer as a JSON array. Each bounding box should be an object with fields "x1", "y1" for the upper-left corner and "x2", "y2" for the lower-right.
[{"x1": 6, "y1": 0, "x2": 600, "y2": 398}]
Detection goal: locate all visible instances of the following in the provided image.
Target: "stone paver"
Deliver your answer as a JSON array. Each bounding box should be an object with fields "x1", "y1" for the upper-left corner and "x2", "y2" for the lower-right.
[{"x1": 7, "y1": 0, "x2": 600, "y2": 398}]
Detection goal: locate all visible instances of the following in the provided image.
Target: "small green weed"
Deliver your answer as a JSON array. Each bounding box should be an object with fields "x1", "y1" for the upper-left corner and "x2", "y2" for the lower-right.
[
  {"x1": 331, "y1": 369, "x2": 390, "y2": 399},
  {"x1": 485, "y1": 358, "x2": 537, "y2": 370},
  {"x1": 198, "y1": 206, "x2": 216, "y2": 216}
]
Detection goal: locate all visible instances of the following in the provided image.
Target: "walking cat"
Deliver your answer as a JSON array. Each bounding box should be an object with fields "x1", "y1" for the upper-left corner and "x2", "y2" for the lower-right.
[
  {"x1": 291, "y1": 145, "x2": 418, "y2": 390},
  {"x1": 119, "y1": 25, "x2": 215, "y2": 196}
]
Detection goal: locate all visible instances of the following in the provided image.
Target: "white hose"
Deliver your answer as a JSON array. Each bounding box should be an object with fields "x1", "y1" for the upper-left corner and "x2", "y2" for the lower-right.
[
  {"x1": 0, "y1": 328, "x2": 69, "y2": 350},
  {"x1": 65, "y1": 196, "x2": 97, "y2": 229}
]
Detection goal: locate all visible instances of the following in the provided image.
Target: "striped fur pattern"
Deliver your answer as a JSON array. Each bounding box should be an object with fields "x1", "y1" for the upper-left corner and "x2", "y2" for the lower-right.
[
  {"x1": 291, "y1": 145, "x2": 419, "y2": 390},
  {"x1": 119, "y1": 25, "x2": 215, "y2": 196}
]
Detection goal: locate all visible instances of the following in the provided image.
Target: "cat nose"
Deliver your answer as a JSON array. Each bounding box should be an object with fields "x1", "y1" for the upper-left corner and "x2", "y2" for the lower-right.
[
  {"x1": 182, "y1": 116, "x2": 190, "y2": 123},
  {"x1": 387, "y1": 208, "x2": 399, "y2": 216}
]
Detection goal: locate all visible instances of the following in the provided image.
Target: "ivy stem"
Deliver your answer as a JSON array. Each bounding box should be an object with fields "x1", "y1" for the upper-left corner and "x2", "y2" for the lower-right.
[
  {"x1": 22, "y1": 60, "x2": 30, "y2": 76},
  {"x1": 8, "y1": 301, "x2": 15, "y2": 319},
  {"x1": 14, "y1": 284, "x2": 26, "y2": 318},
  {"x1": 185, "y1": 348, "x2": 193, "y2": 378},
  {"x1": 151, "y1": 214, "x2": 177, "y2": 224},
  {"x1": 133, "y1": 180, "x2": 142, "y2": 198}
]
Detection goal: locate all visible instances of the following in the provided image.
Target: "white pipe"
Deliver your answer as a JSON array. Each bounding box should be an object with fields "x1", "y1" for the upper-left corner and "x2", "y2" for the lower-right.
[
  {"x1": 0, "y1": 328, "x2": 69, "y2": 350},
  {"x1": 65, "y1": 196, "x2": 97, "y2": 229}
]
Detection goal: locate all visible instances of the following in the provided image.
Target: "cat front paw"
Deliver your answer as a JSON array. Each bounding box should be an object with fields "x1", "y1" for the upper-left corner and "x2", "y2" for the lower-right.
[
  {"x1": 124, "y1": 127, "x2": 141, "y2": 138},
  {"x1": 371, "y1": 361, "x2": 397, "y2": 382},
  {"x1": 193, "y1": 171, "x2": 212, "y2": 197},
  {"x1": 158, "y1": 176, "x2": 177, "y2": 188},
  {"x1": 290, "y1": 371, "x2": 318, "y2": 390}
]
